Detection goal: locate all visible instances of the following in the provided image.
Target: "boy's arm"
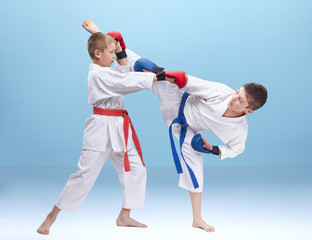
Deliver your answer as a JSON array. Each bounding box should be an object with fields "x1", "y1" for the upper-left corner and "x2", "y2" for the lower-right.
[
  {"x1": 218, "y1": 139, "x2": 245, "y2": 160},
  {"x1": 218, "y1": 127, "x2": 247, "y2": 159},
  {"x1": 115, "y1": 49, "x2": 142, "y2": 73},
  {"x1": 114, "y1": 43, "x2": 131, "y2": 73},
  {"x1": 182, "y1": 75, "x2": 233, "y2": 100},
  {"x1": 115, "y1": 42, "x2": 127, "y2": 66},
  {"x1": 202, "y1": 128, "x2": 247, "y2": 159},
  {"x1": 90, "y1": 68, "x2": 156, "y2": 99},
  {"x1": 81, "y1": 20, "x2": 132, "y2": 73}
]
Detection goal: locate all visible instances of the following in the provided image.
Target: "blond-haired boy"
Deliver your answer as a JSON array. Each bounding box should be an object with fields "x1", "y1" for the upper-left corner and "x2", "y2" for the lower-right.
[{"x1": 37, "y1": 24, "x2": 175, "y2": 235}]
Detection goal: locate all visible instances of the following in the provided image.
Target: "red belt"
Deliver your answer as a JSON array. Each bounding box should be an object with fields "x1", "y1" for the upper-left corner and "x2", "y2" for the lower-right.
[{"x1": 93, "y1": 107, "x2": 145, "y2": 172}]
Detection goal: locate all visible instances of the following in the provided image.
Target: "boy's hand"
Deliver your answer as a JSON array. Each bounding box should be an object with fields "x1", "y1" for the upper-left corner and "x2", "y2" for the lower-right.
[
  {"x1": 201, "y1": 137, "x2": 213, "y2": 151},
  {"x1": 142, "y1": 69, "x2": 174, "y2": 83},
  {"x1": 82, "y1": 20, "x2": 101, "y2": 34},
  {"x1": 115, "y1": 41, "x2": 122, "y2": 53},
  {"x1": 114, "y1": 41, "x2": 127, "y2": 65},
  {"x1": 142, "y1": 69, "x2": 157, "y2": 82},
  {"x1": 136, "y1": 59, "x2": 180, "y2": 85},
  {"x1": 165, "y1": 76, "x2": 176, "y2": 83}
]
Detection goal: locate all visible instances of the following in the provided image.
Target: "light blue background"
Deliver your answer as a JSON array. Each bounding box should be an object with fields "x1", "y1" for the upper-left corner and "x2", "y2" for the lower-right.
[{"x1": 0, "y1": 0, "x2": 311, "y2": 167}]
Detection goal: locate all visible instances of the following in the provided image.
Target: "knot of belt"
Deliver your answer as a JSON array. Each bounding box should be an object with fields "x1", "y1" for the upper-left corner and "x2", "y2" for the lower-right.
[{"x1": 93, "y1": 107, "x2": 145, "y2": 172}]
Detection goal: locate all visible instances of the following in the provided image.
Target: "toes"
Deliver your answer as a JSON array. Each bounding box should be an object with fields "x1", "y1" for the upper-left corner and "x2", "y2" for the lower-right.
[
  {"x1": 140, "y1": 223, "x2": 148, "y2": 228},
  {"x1": 116, "y1": 216, "x2": 147, "y2": 228},
  {"x1": 193, "y1": 223, "x2": 215, "y2": 233},
  {"x1": 208, "y1": 226, "x2": 215, "y2": 232},
  {"x1": 37, "y1": 229, "x2": 49, "y2": 235}
]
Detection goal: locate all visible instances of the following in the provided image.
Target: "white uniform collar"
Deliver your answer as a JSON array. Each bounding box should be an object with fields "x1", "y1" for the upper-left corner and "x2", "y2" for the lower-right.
[{"x1": 89, "y1": 63, "x2": 113, "y2": 70}]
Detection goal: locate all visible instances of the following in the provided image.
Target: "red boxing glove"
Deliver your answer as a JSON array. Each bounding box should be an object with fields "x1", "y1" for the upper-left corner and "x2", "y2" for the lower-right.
[
  {"x1": 164, "y1": 71, "x2": 188, "y2": 89},
  {"x1": 106, "y1": 31, "x2": 126, "y2": 50}
]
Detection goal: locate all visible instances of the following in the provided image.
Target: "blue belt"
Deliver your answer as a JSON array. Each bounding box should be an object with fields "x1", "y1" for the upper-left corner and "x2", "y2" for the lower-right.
[{"x1": 169, "y1": 92, "x2": 199, "y2": 189}]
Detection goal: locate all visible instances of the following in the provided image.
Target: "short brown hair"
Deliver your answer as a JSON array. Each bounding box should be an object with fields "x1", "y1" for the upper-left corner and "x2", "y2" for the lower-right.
[
  {"x1": 87, "y1": 32, "x2": 115, "y2": 59},
  {"x1": 243, "y1": 83, "x2": 268, "y2": 110}
]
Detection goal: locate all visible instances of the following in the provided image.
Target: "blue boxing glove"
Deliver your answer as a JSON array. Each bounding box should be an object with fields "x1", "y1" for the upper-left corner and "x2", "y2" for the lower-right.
[
  {"x1": 191, "y1": 134, "x2": 212, "y2": 154},
  {"x1": 134, "y1": 58, "x2": 165, "y2": 74},
  {"x1": 134, "y1": 58, "x2": 188, "y2": 88}
]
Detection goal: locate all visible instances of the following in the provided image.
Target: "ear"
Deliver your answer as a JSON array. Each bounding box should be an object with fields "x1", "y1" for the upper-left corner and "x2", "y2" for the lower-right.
[
  {"x1": 245, "y1": 109, "x2": 253, "y2": 114},
  {"x1": 94, "y1": 50, "x2": 101, "y2": 59}
]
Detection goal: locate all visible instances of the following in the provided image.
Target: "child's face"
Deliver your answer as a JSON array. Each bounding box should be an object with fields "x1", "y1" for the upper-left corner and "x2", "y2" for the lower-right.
[
  {"x1": 228, "y1": 87, "x2": 253, "y2": 114},
  {"x1": 97, "y1": 42, "x2": 116, "y2": 67}
]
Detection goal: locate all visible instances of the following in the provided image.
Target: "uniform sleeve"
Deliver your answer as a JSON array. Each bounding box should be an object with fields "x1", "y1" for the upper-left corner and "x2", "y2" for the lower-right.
[
  {"x1": 89, "y1": 68, "x2": 154, "y2": 99},
  {"x1": 182, "y1": 75, "x2": 233, "y2": 100},
  {"x1": 218, "y1": 139, "x2": 245, "y2": 159},
  {"x1": 218, "y1": 128, "x2": 247, "y2": 160},
  {"x1": 114, "y1": 49, "x2": 141, "y2": 73},
  {"x1": 114, "y1": 62, "x2": 131, "y2": 74}
]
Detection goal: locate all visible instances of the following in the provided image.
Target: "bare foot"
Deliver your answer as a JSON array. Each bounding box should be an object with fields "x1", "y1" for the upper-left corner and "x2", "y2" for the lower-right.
[
  {"x1": 37, "y1": 213, "x2": 57, "y2": 235},
  {"x1": 82, "y1": 19, "x2": 101, "y2": 34},
  {"x1": 192, "y1": 218, "x2": 215, "y2": 232},
  {"x1": 116, "y1": 215, "x2": 147, "y2": 228}
]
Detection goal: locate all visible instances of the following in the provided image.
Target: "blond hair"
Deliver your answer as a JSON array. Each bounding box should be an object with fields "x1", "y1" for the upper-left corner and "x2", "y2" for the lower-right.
[{"x1": 87, "y1": 32, "x2": 115, "y2": 59}]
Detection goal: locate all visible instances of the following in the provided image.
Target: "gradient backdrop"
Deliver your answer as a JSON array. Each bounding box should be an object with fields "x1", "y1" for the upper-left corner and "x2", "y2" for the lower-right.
[
  {"x1": 0, "y1": 1, "x2": 312, "y2": 240},
  {"x1": 1, "y1": 0, "x2": 311, "y2": 168}
]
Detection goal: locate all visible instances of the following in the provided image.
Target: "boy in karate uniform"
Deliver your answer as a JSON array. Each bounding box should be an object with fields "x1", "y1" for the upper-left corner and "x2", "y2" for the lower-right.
[
  {"x1": 137, "y1": 63, "x2": 267, "y2": 232},
  {"x1": 137, "y1": 62, "x2": 267, "y2": 233},
  {"x1": 83, "y1": 20, "x2": 267, "y2": 233},
  {"x1": 37, "y1": 24, "x2": 186, "y2": 235}
]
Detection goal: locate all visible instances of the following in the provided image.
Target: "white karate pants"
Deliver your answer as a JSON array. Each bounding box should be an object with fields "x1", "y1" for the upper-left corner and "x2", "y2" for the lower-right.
[
  {"x1": 55, "y1": 140, "x2": 146, "y2": 213},
  {"x1": 152, "y1": 81, "x2": 204, "y2": 192}
]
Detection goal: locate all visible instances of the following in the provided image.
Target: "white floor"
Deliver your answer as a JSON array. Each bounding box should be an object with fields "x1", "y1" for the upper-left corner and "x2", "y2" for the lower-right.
[{"x1": 0, "y1": 166, "x2": 311, "y2": 240}]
